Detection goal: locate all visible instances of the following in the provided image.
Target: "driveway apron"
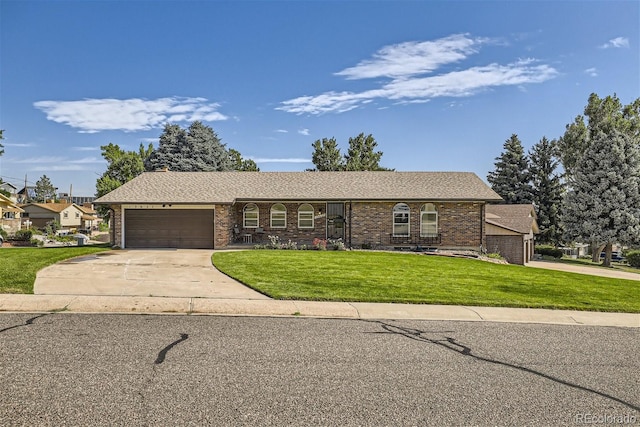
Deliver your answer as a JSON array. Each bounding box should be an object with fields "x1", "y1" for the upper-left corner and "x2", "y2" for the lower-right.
[{"x1": 34, "y1": 249, "x2": 270, "y2": 299}]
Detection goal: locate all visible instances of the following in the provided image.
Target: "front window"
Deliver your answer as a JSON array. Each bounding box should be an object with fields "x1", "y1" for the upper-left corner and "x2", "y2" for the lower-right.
[
  {"x1": 298, "y1": 204, "x2": 314, "y2": 228},
  {"x1": 243, "y1": 203, "x2": 259, "y2": 228},
  {"x1": 420, "y1": 203, "x2": 438, "y2": 237},
  {"x1": 270, "y1": 204, "x2": 287, "y2": 228},
  {"x1": 393, "y1": 203, "x2": 410, "y2": 236}
]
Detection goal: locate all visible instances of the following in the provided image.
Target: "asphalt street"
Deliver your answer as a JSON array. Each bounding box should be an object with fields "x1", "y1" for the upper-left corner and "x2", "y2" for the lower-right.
[{"x1": 1, "y1": 314, "x2": 638, "y2": 426}]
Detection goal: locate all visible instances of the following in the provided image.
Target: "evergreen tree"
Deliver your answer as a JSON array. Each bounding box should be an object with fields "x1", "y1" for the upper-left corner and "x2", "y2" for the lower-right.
[
  {"x1": 528, "y1": 137, "x2": 564, "y2": 245},
  {"x1": 144, "y1": 121, "x2": 232, "y2": 172},
  {"x1": 310, "y1": 137, "x2": 344, "y2": 171},
  {"x1": 34, "y1": 175, "x2": 57, "y2": 202},
  {"x1": 487, "y1": 134, "x2": 533, "y2": 204},
  {"x1": 229, "y1": 149, "x2": 259, "y2": 171},
  {"x1": 0, "y1": 129, "x2": 4, "y2": 157},
  {"x1": 344, "y1": 133, "x2": 390, "y2": 171},
  {"x1": 563, "y1": 129, "x2": 640, "y2": 267}
]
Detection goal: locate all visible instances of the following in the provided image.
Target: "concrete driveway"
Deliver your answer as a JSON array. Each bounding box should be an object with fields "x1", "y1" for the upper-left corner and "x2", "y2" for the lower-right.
[
  {"x1": 527, "y1": 260, "x2": 640, "y2": 281},
  {"x1": 34, "y1": 249, "x2": 270, "y2": 299}
]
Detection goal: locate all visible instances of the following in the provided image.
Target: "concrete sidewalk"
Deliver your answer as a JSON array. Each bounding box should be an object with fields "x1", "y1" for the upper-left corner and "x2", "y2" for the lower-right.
[{"x1": 1, "y1": 294, "x2": 638, "y2": 327}]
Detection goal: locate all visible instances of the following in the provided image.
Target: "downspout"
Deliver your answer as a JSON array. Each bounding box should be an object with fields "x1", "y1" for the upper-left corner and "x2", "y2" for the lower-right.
[{"x1": 348, "y1": 201, "x2": 352, "y2": 249}]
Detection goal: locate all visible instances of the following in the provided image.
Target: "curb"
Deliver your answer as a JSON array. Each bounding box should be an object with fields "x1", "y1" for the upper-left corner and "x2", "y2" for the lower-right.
[{"x1": 1, "y1": 294, "x2": 638, "y2": 327}]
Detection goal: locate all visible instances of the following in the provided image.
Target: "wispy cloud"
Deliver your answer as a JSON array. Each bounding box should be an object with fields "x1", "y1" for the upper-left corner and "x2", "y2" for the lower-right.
[
  {"x1": 2, "y1": 143, "x2": 35, "y2": 148},
  {"x1": 73, "y1": 146, "x2": 100, "y2": 151},
  {"x1": 584, "y1": 67, "x2": 598, "y2": 77},
  {"x1": 275, "y1": 129, "x2": 288, "y2": 133},
  {"x1": 250, "y1": 157, "x2": 311, "y2": 163},
  {"x1": 34, "y1": 97, "x2": 228, "y2": 133},
  {"x1": 278, "y1": 34, "x2": 559, "y2": 115},
  {"x1": 298, "y1": 128, "x2": 310, "y2": 136},
  {"x1": 599, "y1": 37, "x2": 629, "y2": 49}
]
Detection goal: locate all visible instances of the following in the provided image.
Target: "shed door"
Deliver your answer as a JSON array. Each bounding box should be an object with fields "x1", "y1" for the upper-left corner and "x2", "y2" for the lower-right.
[{"x1": 125, "y1": 209, "x2": 214, "y2": 249}]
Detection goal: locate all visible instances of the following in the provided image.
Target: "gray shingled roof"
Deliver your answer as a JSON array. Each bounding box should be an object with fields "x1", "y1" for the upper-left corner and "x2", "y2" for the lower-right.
[
  {"x1": 486, "y1": 204, "x2": 539, "y2": 234},
  {"x1": 94, "y1": 171, "x2": 503, "y2": 204}
]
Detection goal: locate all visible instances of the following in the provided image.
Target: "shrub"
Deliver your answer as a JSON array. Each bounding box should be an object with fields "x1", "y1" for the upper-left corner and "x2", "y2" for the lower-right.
[
  {"x1": 0, "y1": 228, "x2": 7, "y2": 240},
  {"x1": 535, "y1": 245, "x2": 563, "y2": 259},
  {"x1": 312, "y1": 238, "x2": 327, "y2": 250},
  {"x1": 13, "y1": 229, "x2": 33, "y2": 241},
  {"x1": 328, "y1": 238, "x2": 346, "y2": 251},
  {"x1": 486, "y1": 253, "x2": 504, "y2": 260},
  {"x1": 626, "y1": 250, "x2": 640, "y2": 268}
]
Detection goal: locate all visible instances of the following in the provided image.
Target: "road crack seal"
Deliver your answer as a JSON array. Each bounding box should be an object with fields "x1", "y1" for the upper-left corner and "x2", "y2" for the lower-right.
[
  {"x1": 154, "y1": 333, "x2": 189, "y2": 365},
  {"x1": 0, "y1": 313, "x2": 51, "y2": 334},
  {"x1": 365, "y1": 320, "x2": 640, "y2": 412}
]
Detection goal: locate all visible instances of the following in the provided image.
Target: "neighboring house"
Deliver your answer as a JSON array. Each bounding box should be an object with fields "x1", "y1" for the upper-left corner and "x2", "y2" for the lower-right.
[
  {"x1": 0, "y1": 182, "x2": 18, "y2": 200},
  {"x1": 17, "y1": 186, "x2": 36, "y2": 204},
  {"x1": 94, "y1": 171, "x2": 503, "y2": 250},
  {"x1": 1, "y1": 193, "x2": 23, "y2": 234},
  {"x1": 77, "y1": 203, "x2": 100, "y2": 229},
  {"x1": 485, "y1": 204, "x2": 539, "y2": 265},
  {"x1": 20, "y1": 203, "x2": 86, "y2": 229}
]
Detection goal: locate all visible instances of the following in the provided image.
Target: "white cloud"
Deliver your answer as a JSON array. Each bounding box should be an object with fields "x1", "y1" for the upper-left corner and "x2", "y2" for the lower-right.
[
  {"x1": 12, "y1": 156, "x2": 67, "y2": 164},
  {"x1": 335, "y1": 34, "x2": 484, "y2": 79},
  {"x1": 584, "y1": 67, "x2": 598, "y2": 77},
  {"x1": 30, "y1": 165, "x2": 90, "y2": 172},
  {"x1": 34, "y1": 97, "x2": 228, "y2": 133},
  {"x1": 278, "y1": 34, "x2": 559, "y2": 115},
  {"x1": 2, "y1": 143, "x2": 35, "y2": 147},
  {"x1": 600, "y1": 37, "x2": 629, "y2": 49},
  {"x1": 298, "y1": 128, "x2": 310, "y2": 136},
  {"x1": 275, "y1": 129, "x2": 288, "y2": 133},
  {"x1": 250, "y1": 157, "x2": 311, "y2": 163}
]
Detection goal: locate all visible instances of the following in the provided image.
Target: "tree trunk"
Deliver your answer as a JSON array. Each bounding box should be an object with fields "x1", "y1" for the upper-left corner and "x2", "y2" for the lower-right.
[
  {"x1": 602, "y1": 242, "x2": 613, "y2": 268},
  {"x1": 591, "y1": 242, "x2": 606, "y2": 263}
]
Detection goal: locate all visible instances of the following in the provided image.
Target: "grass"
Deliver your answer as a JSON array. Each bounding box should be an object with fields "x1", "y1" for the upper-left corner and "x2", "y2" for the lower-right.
[
  {"x1": 0, "y1": 245, "x2": 110, "y2": 294},
  {"x1": 213, "y1": 250, "x2": 640, "y2": 313}
]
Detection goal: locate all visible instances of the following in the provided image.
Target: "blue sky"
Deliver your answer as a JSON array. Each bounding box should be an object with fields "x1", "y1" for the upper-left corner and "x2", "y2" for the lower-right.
[{"x1": 1, "y1": 0, "x2": 638, "y2": 197}]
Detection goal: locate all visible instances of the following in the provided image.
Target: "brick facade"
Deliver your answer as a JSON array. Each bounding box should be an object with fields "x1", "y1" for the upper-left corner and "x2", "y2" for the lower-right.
[
  {"x1": 486, "y1": 235, "x2": 524, "y2": 265},
  {"x1": 109, "y1": 201, "x2": 486, "y2": 250}
]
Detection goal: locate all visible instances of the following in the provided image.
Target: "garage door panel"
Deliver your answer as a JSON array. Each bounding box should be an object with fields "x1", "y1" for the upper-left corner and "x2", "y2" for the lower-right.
[{"x1": 125, "y1": 209, "x2": 214, "y2": 249}]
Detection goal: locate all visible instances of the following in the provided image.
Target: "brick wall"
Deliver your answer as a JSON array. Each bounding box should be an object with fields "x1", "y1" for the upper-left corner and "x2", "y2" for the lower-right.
[
  {"x1": 231, "y1": 202, "x2": 327, "y2": 246},
  {"x1": 350, "y1": 202, "x2": 483, "y2": 249},
  {"x1": 111, "y1": 205, "x2": 122, "y2": 247},
  {"x1": 227, "y1": 201, "x2": 484, "y2": 250},
  {"x1": 214, "y1": 204, "x2": 232, "y2": 248}
]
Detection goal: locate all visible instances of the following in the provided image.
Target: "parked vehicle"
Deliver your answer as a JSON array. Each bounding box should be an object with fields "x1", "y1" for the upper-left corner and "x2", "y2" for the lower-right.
[{"x1": 600, "y1": 251, "x2": 624, "y2": 262}]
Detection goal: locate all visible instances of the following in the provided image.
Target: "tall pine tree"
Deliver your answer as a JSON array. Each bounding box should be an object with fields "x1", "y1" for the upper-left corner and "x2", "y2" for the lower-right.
[
  {"x1": 487, "y1": 134, "x2": 533, "y2": 204},
  {"x1": 528, "y1": 137, "x2": 564, "y2": 245}
]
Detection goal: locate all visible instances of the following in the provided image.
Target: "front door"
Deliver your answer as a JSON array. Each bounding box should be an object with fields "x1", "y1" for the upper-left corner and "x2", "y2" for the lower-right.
[{"x1": 326, "y1": 203, "x2": 345, "y2": 240}]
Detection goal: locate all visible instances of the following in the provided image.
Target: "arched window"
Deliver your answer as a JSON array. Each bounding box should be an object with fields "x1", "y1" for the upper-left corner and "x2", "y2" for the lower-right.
[
  {"x1": 298, "y1": 204, "x2": 314, "y2": 228},
  {"x1": 243, "y1": 203, "x2": 259, "y2": 228},
  {"x1": 393, "y1": 203, "x2": 410, "y2": 237},
  {"x1": 270, "y1": 203, "x2": 287, "y2": 228},
  {"x1": 420, "y1": 203, "x2": 438, "y2": 237}
]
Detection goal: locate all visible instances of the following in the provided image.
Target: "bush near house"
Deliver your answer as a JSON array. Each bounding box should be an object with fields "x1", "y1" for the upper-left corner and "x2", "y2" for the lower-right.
[
  {"x1": 626, "y1": 250, "x2": 640, "y2": 268},
  {"x1": 535, "y1": 245, "x2": 563, "y2": 259}
]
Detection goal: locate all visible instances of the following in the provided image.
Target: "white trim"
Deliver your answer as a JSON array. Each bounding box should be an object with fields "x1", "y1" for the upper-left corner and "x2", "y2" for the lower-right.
[{"x1": 120, "y1": 205, "x2": 125, "y2": 248}]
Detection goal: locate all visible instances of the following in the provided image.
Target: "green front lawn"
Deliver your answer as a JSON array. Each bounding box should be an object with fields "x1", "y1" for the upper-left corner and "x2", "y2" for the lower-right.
[
  {"x1": 213, "y1": 250, "x2": 640, "y2": 312},
  {"x1": 0, "y1": 246, "x2": 110, "y2": 294}
]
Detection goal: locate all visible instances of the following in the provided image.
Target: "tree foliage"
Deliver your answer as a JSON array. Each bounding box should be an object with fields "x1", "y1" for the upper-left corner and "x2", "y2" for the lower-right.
[
  {"x1": 229, "y1": 149, "x2": 259, "y2": 171},
  {"x1": 558, "y1": 93, "x2": 640, "y2": 179},
  {"x1": 144, "y1": 121, "x2": 232, "y2": 172},
  {"x1": 0, "y1": 129, "x2": 4, "y2": 157},
  {"x1": 311, "y1": 137, "x2": 344, "y2": 171},
  {"x1": 528, "y1": 137, "x2": 564, "y2": 245},
  {"x1": 34, "y1": 175, "x2": 57, "y2": 202},
  {"x1": 562, "y1": 129, "x2": 640, "y2": 266},
  {"x1": 487, "y1": 134, "x2": 533, "y2": 204},
  {"x1": 309, "y1": 133, "x2": 391, "y2": 171}
]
